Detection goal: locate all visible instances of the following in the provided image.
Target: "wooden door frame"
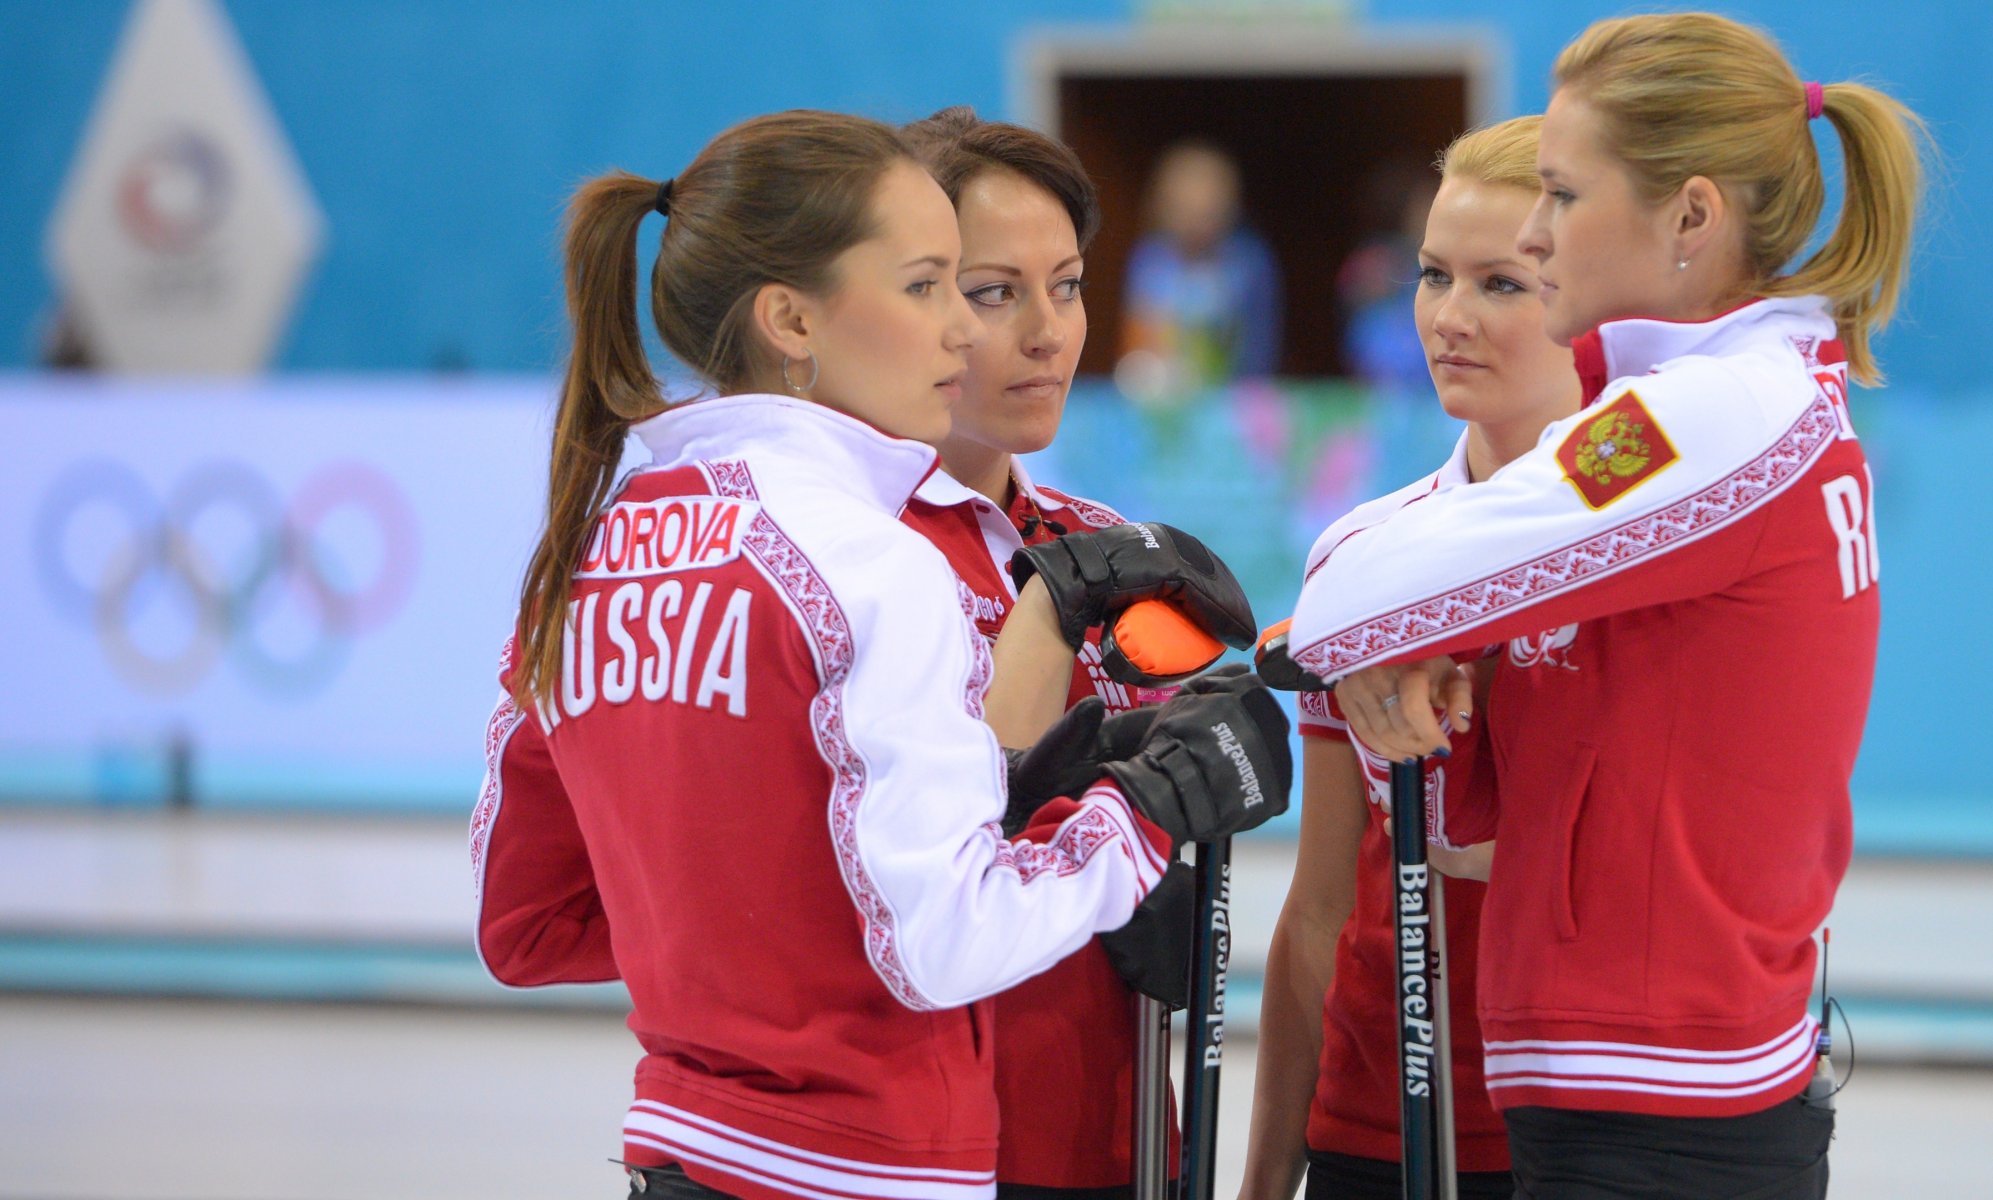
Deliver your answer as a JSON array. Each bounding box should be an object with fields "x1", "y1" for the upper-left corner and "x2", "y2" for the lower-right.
[{"x1": 1012, "y1": 23, "x2": 1509, "y2": 137}]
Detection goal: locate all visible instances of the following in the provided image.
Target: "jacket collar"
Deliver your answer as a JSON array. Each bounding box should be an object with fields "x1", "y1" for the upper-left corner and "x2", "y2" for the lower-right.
[
  {"x1": 632, "y1": 393, "x2": 938, "y2": 515},
  {"x1": 911, "y1": 455, "x2": 1054, "y2": 512},
  {"x1": 1574, "y1": 296, "x2": 1835, "y2": 405},
  {"x1": 1436, "y1": 431, "x2": 1472, "y2": 489}
]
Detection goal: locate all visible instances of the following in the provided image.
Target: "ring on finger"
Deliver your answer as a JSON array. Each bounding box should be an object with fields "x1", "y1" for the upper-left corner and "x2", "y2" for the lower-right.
[{"x1": 1381, "y1": 694, "x2": 1400, "y2": 710}]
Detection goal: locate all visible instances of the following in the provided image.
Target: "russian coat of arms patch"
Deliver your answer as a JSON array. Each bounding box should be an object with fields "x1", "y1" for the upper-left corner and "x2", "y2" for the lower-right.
[{"x1": 1556, "y1": 389, "x2": 1679, "y2": 509}]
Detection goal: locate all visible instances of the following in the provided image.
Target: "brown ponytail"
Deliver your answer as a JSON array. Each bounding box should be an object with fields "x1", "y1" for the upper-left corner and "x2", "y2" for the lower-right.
[
  {"x1": 1554, "y1": 12, "x2": 1929, "y2": 384},
  {"x1": 509, "y1": 111, "x2": 911, "y2": 709},
  {"x1": 509, "y1": 174, "x2": 663, "y2": 709}
]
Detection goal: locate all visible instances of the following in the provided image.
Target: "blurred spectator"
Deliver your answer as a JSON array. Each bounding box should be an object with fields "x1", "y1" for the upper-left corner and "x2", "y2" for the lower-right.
[
  {"x1": 1117, "y1": 140, "x2": 1282, "y2": 401},
  {"x1": 1337, "y1": 158, "x2": 1438, "y2": 395}
]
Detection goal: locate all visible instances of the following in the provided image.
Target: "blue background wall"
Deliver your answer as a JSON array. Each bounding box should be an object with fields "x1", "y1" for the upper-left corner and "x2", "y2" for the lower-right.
[
  {"x1": 1, "y1": 0, "x2": 1983, "y2": 388},
  {"x1": 2, "y1": 2, "x2": 1986, "y2": 847}
]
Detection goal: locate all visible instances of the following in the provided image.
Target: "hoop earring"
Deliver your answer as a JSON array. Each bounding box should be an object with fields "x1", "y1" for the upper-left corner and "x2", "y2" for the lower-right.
[{"x1": 781, "y1": 350, "x2": 819, "y2": 394}]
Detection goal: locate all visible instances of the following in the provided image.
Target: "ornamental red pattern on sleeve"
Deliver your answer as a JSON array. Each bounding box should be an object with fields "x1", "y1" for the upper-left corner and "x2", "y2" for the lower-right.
[
  {"x1": 1291, "y1": 437, "x2": 1508, "y2": 1173},
  {"x1": 901, "y1": 463, "x2": 1181, "y2": 1191},
  {"x1": 469, "y1": 395, "x2": 1173, "y2": 1200},
  {"x1": 1287, "y1": 297, "x2": 1876, "y2": 1119}
]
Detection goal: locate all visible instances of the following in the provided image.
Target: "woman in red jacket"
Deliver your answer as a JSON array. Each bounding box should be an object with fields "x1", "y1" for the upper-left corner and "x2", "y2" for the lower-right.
[
  {"x1": 472, "y1": 109, "x2": 1291, "y2": 1200},
  {"x1": 1237, "y1": 116, "x2": 1577, "y2": 1200},
  {"x1": 1286, "y1": 14, "x2": 1926, "y2": 1199},
  {"x1": 898, "y1": 106, "x2": 1198, "y2": 1200}
]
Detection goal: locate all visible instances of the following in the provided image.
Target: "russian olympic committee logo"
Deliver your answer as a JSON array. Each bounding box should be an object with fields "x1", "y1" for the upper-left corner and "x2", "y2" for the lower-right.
[{"x1": 33, "y1": 459, "x2": 419, "y2": 696}]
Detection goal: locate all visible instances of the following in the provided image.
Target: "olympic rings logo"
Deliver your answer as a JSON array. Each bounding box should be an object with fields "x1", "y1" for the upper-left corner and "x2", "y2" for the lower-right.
[
  {"x1": 34, "y1": 459, "x2": 419, "y2": 696},
  {"x1": 117, "y1": 129, "x2": 233, "y2": 255}
]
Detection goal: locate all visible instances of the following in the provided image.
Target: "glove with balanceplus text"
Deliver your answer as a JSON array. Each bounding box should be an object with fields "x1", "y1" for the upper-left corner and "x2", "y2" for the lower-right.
[
  {"x1": 1008, "y1": 523, "x2": 1257, "y2": 653},
  {"x1": 1103, "y1": 664, "x2": 1293, "y2": 846}
]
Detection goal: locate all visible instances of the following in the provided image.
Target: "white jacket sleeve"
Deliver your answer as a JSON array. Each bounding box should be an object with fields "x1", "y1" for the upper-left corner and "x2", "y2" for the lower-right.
[
  {"x1": 818, "y1": 525, "x2": 1170, "y2": 1012},
  {"x1": 1290, "y1": 360, "x2": 1838, "y2": 682}
]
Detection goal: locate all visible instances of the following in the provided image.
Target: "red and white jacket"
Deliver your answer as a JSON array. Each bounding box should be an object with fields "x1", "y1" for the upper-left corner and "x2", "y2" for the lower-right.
[
  {"x1": 902, "y1": 462, "x2": 1179, "y2": 1189},
  {"x1": 1294, "y1": 438, "x2": 1508, "y2": 1171},
  {"x1": 470, "y1": 394, "x2": 1171, "y2": 1200},
  {"x1": 1287, "y1": 297, "x2": 1875, "y2": 1118}
]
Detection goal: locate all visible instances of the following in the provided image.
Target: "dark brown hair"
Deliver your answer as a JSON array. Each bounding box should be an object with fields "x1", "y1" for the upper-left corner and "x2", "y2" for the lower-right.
[
  {"x1": 901, "y1": 106, "x2": 1100, "y2": 251},
  {"x1": 511, "y1": 110, "x2": 911, "y2": 707}
]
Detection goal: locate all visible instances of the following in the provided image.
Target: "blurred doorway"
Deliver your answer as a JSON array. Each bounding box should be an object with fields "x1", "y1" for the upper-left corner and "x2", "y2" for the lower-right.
[{"x1": 1018, "y1": 27, "x2": 1504, "y2": 377}]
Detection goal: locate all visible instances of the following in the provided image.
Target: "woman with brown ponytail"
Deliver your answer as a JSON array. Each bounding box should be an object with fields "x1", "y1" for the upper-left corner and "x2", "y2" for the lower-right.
[
  {"x1": 466, "y1": 110, "x2": 1292, "y2": 1200},
  {"x1": 1281, "y1": 13, "x2": 1926, "y2": 1198}
]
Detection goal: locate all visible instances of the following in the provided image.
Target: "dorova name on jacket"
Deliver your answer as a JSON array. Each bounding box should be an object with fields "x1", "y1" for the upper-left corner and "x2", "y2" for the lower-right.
[{"x1": 541, "y1": 496, "x2": 758, "y2": 729}]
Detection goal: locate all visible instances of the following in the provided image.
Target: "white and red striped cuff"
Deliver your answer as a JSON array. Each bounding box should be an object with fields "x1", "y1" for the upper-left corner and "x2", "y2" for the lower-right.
[
  {"x1": 1483, "y1": 1014, "x2": 1819, "y2": 1102},
  {"x1": 1080, "y1": 781, "x2": 1173, "y2": 892},
  {"x1": 625, "y1": 1100, "x2": 996, "y2": 1200}
]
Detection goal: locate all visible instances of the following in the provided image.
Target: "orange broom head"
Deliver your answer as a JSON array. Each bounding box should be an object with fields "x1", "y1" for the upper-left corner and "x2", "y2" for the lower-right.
[{"x1": 1111, "y1": 599, "x2": 1226, "y2": 679}]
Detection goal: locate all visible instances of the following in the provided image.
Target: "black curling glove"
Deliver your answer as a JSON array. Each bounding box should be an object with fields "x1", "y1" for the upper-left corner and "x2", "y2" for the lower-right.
[
  {"x1": 1008, "y1": 523, "x2": 1257, "y2": 651},
  {"x1": 1103, "y1": 664, "x2": 1293, "y2": 846},
  {"x1": 1098, "y1": 860, "x2": 1196, "y2": 1009},
  {"x1": 1000, "y1": 698, "x2": 1160, "y2": 837}
]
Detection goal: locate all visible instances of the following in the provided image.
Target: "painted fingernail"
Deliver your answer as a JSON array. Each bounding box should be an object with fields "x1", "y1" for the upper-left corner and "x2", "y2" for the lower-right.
[{"x1": 1434, "y1": 747, "x2": 1453, "y2": 759}]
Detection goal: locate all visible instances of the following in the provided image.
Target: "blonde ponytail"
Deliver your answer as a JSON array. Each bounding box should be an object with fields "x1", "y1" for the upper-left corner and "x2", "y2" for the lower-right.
[
  {"x1": 1555, "y1": 12, "x2": 1928, "y2": 384},
  {"x1": 1762, "y1": 84, "x2": 1927, "y2": 384}
]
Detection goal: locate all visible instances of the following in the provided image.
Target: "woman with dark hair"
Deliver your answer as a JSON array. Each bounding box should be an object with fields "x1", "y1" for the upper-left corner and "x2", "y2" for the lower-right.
[
  {"x1": 469, "y1": 109, "x2": 1292, "y2": 1200},
  {"x1": 899, "y1": 105, "x2": 1197, "y2": 1200}
]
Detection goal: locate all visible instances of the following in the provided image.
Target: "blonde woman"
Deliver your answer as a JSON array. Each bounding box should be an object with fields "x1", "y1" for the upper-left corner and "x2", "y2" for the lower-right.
[
  {"x1": 1286, "y1": 13, "x2": 1925, "y2": 1197},
  {"x1": 1238, "y1": 117, "x2": 1576, "y2": 1200}
]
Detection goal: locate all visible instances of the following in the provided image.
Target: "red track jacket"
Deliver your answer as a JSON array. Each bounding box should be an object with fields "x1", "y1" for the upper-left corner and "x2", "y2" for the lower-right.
[
  {"x1": 470, "y1": 395, "x2": 1171, "y2": 1200},
  {"x1": 902, "y1": 463, "x2": 1181, "y2": 1189},
  {"x1": 1288, "y1": 298, "x2": 1875, "y2": 1118}
]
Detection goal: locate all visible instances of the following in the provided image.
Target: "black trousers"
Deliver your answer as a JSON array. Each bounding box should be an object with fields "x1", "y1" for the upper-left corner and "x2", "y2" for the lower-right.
[
  {"x1": 625, "y1": 1163, "x2": 739, "y2": 1199},
  {"x1": 1305, "y1": 1147, "x2": 1516, "y2": 1200},
  {"x1": 1505, "y1": 1095, "x2": 1833, "y2": 1200}
]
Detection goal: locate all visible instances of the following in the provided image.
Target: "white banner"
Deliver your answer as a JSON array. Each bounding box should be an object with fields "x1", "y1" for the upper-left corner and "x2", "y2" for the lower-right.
[
  {"x1": 46, "y1": 0, "x2": 324, "y2": 373},
  {"x1": 0, "y1": 375, "x2": 573, "y2": 809}
]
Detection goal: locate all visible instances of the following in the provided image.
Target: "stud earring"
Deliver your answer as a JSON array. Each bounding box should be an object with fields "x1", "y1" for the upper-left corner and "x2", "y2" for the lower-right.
[{"x1": 1677, "y1": 258, "x2": 1691, "y2": 271}]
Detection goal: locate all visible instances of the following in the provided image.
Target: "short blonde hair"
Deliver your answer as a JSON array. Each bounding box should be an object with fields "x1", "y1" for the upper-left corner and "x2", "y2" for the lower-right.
[
  {"x1": 1439, "y1": 115, "x2": 1543, "y2": 194},
  {"x1": 1554, "y1": 12, "x2": 1927, "y2": 385}
]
